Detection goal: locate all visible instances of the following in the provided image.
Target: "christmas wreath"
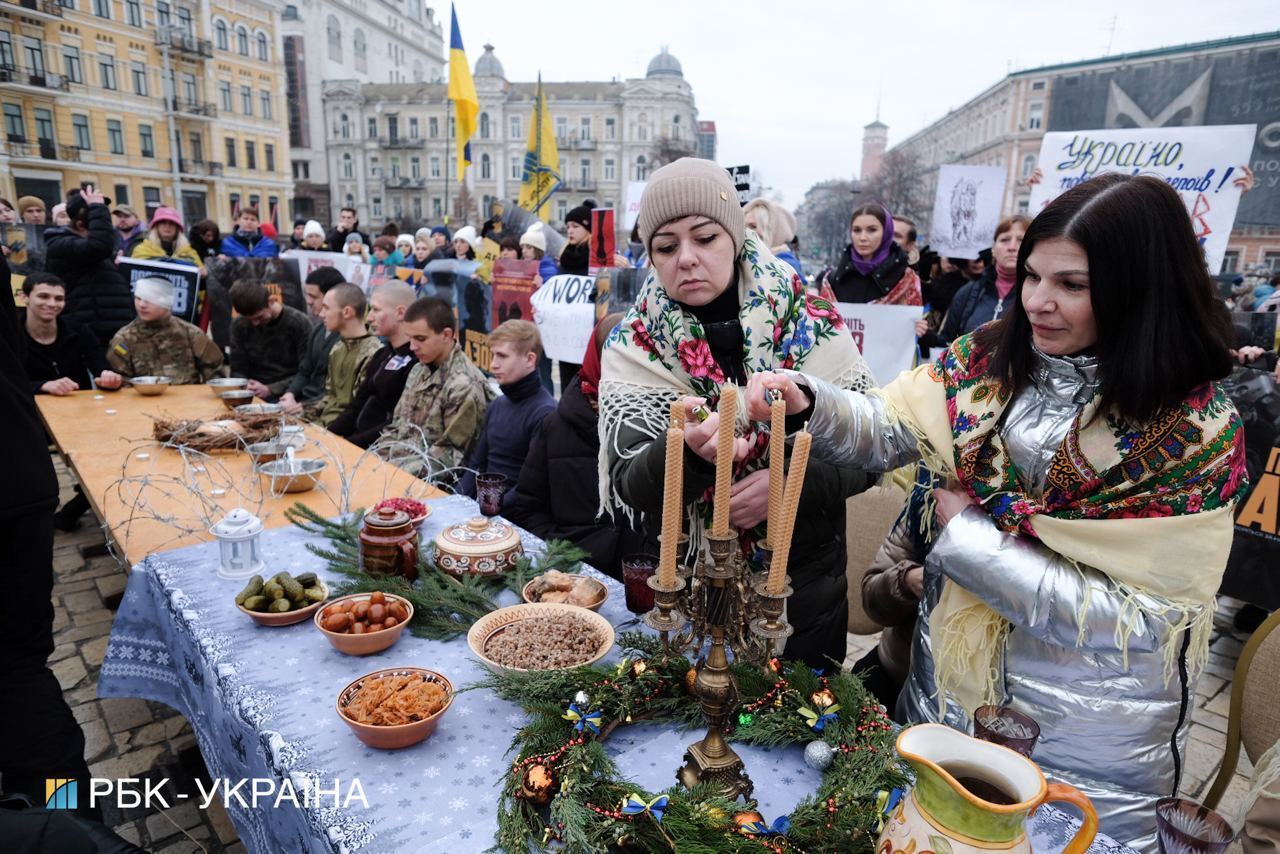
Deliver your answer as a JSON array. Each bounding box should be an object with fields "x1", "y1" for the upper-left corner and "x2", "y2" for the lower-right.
[{"x1": 474, "y1": 633, "x2": 908, "y2": 853}]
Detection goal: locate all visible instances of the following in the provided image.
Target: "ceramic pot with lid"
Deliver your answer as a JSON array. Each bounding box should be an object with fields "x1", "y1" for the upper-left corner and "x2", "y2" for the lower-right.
[
  {"x1": 433, "y1": 516, "x2": 524, "y2": 577},
  {"x1": 359, "y1": 508, "x2": 420, "y2": 582}
]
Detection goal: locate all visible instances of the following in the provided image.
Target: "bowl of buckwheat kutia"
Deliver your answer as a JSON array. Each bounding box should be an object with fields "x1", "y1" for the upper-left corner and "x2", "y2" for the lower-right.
[{"x1": 466, "y1": 603, "x2": 615, "y2": 676}]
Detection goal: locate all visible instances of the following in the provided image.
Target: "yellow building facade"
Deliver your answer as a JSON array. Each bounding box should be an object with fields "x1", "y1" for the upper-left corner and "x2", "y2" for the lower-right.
[{"x1": 0, "y1": 0, "x2": 290, "y2": 230}]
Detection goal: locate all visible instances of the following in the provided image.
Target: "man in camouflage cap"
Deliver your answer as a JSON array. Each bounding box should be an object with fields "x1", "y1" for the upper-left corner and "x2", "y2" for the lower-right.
[
  {"x1": 376, "y1": 296, "x2": 492, "y2": 482},
  {"x1": 106, "y1": 277, "x2": 224, "y2": 383}
]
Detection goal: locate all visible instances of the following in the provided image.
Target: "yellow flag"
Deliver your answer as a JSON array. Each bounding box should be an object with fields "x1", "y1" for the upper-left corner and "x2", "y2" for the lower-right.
[
  {"x1": 517, "y1": 76, "x2": 562, "y2": 221},
  {"x1": 447, "y1": 4, "x2": 478, "y2": 181}
]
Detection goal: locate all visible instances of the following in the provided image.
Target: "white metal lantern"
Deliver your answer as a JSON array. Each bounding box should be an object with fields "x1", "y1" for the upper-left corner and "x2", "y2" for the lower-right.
[{"x1": 210, "y1": 508, "x2": 265, "y2": 580}]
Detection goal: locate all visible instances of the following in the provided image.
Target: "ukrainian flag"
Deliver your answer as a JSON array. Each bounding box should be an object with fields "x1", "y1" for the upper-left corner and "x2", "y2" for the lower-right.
[
  {"x1": 517, "y1": 75, "x2": 562, "y2": 221},
  {"x1": 447, "y1": 4, "x2": 478, "y2": 181}
]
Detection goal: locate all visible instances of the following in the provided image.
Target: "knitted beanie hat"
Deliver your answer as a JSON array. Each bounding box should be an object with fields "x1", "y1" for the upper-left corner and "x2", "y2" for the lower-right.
[
  {"x1": 304, "y1": 220, "x2": 325, "y2": 238},
  {"x1": 637, "y1": 158, "x2": 745, "y2": 255},
  {"x1": 519, "y1": 223, "x2": 547, "y2": 252},
  {"x1": 565, "y1": 200, "x2": 596, "y2": 231}
]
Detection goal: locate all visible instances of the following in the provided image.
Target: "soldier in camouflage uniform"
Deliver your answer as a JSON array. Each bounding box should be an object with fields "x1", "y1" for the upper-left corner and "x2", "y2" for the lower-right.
[
  {"x1": 376, "y1": 297, "x2": 492, "y2": 481},
  {"x1": 106, "y1": 277, "x2": 223, "y2": 383},
  {"x1": 313, "y1": 283, "x2": 382, "y2": 426}
]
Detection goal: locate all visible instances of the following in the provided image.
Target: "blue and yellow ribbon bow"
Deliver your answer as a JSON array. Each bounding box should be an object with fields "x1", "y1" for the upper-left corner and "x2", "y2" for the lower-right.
[
  {"x1": 561, "y1": 702, "x2": 603, "y2": 735},
  {"x1": 620, "y1": 793, "x2": 668, "y2": 822},
  {"x1": 873, "y1": 787, "x2": 905, "y2": 832},
  {"x1": 741, "y1": 814, "x2": 792, "y2": 837},
  {"x1": 798, "y1": 703, "x2": 841, "y2": 731}
]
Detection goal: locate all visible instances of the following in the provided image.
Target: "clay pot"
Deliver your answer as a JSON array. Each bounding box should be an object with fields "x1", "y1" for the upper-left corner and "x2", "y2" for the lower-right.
[{"x1": 359, "y1": 508, "x2": 420, "y2": 582}]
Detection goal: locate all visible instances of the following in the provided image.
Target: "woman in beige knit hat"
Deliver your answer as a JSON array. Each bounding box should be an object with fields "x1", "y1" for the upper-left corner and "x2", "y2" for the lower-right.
[{"x1": 598, "y1": 157, "x2": 875, "y2": 668}]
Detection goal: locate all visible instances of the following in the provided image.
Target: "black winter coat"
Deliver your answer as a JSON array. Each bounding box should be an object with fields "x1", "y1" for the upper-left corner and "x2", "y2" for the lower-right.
[
  {"x1": 823, "y1": 241, "x2": 912, "y2": 304},
  {"x1": 328, "y1": 341, "x2": 416, "y2": 448},
  {"x1": 507, "y1": 377, "x2": 652, "y2": 579},
  {"x1": 0, "y1": 257, "x2": 59, "y2": 519},
  {"x1": 44, "y1": 204, "x2": 136, "y2": 344}
]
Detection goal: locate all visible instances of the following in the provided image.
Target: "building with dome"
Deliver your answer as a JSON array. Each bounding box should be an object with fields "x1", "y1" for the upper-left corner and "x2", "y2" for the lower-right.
[
  {"x1": 282, "y1": 0, "x2": 446, "y2": 224},
  {"x1": 320, "y1": 45, "x2": 706, "y2": 231}
]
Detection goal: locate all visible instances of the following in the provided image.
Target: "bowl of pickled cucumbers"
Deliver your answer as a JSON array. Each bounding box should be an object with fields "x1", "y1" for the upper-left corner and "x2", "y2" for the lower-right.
[{"x1": 234, "y1": 571, "x2": 329, "y2": 627}]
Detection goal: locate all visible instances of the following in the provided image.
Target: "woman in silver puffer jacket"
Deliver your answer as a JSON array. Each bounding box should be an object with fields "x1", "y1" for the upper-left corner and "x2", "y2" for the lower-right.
[{"x1": 748, "y1": 173, "x2": 1250, "y2": 852}]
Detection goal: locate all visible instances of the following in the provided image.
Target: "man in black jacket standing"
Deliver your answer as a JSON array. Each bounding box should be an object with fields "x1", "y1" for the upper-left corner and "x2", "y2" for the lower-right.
[
  {"x1": 0, "y1": 255, "x2": 101, "y2": 823},
  {"x1": 325, "y1": 207, "x2": 369, "y2": 254},
  {"x1": 44, "y1": 188, "x2": 135, "y2": 346}
]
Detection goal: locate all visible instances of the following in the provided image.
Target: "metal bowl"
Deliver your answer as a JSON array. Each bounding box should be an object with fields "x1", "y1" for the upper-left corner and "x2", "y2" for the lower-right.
[
  {"x1": 235, "y1": 402, "x2": 283, "y2": 417},
  {"x1": 219, "y1": 389, "x2": 255, "y2": 409},
  {"x1": 258, "y1": 458, "x2": 326, "y2": 493},
  {"x1": 208, "y1": 377, "x2": 249, "y2": 396},
  {"x1": 131, "y1": 376, "x2": 172, "y2": 396},
  {"x1": 245, "y1": 441, "x2": 290, "y2": 466}
]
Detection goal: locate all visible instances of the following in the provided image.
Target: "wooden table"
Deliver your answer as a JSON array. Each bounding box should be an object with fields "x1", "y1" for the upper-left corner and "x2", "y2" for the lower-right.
[{"x1": 36, "y1": 385, "x2": 440, "y2": 565}]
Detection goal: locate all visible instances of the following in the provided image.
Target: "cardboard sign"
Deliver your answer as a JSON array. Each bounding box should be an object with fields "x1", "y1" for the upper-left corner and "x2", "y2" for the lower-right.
[
  {"x1": 492, "y1": 259, "x2": 538, "y2": 327},
  {"x1": 1027, "y1": 124, "x2": 1256, "y2": 272},
  {"x1": 727, "y1": 165, "x2": 751, "y2": 205},
  {"x1": 836, "y1": 302, "x2": 921, "y2": 387},
  {"x1": 588, "y1": 208, "x2": 616, "y2": 276},
  {"x1": 120, "y1": 258, "x2": 203, "y2": 322},
  {"x1": 476, "y1": 237, "x2": 501, "y2": 284},
  {"x1": 623, "y1": 181, "x2": 646, "y2": 229},
  {"x1": 929, "y1": 165, "x2": 1008, "y2": 260},
  {"x1": 530, "y1": 274, "x2": 597, "y2": 363}
]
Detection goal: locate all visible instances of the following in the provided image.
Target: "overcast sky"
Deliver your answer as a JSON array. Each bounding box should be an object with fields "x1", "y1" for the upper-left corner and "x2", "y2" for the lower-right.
[{"x1": 456, "y1": 0, "x2": 1278, "y2": 208}]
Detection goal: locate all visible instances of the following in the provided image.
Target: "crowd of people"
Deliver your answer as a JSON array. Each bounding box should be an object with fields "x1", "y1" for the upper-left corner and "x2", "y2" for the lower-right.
[{"x1": 4, "y1": 155, "x2": 1280, "y2": 850}]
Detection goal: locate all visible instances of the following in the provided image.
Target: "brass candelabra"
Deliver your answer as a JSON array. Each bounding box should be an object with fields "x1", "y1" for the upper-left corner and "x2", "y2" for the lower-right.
[{"x1": 644, "y1": 528, "x2": 794, "y2": 801}]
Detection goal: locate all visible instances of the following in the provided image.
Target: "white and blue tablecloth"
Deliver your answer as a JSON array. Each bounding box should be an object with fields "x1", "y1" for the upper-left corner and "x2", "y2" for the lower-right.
[{"x1": 98, "y1": 494, "x2": 1132, "y2": 854}]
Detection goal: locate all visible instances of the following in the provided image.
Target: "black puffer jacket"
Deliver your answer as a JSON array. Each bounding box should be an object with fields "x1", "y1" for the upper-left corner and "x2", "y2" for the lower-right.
[
  {"x1": 823, "y1": 241, "x2": 912, "y2": 304},
  {"x1": 507, "y1": 377, "x2": 652, "y2": 580},
  {"x1": 44, "y1": 203, "x2": 135, "y2": 344}
]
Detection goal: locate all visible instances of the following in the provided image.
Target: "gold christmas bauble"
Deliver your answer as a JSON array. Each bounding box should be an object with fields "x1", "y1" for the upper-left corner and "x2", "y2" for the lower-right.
[
  {"x1": 733, "y1": 810, "x2": 764, "y2": 831},
  {"x1": 811, "y1": 688, "x2": 837, "y2": 709},
  {"x1": 520, "y1": 764, "x2": 558, "y2": 806}
]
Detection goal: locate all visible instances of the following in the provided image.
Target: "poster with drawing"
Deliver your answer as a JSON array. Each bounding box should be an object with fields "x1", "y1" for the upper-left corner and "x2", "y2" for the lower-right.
[
  {"x1": 1027, "y1": 124, "x2": 1256, "y2": 273},
  {"x1": 283, "y1": 250, "x2": 352, "y2": 283},
  {"x1": 929, "y1": 165, "x2": 1007, "y2": 260}
]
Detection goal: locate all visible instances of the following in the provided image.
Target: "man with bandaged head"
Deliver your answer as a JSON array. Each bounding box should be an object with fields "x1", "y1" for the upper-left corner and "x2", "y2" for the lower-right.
[{"x1": 106, "y1": 276, "x2": 224, "y2": 383}]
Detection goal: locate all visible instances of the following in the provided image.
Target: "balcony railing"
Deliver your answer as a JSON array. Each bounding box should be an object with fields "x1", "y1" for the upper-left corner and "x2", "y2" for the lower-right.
[
  {"x1": 572, "y1": 137, "x2": 596, "y2": 150},
  {"x1": 0, "y1": 64, "x2": 70, "y2": 92},
  {"x1": 156, "y1": 27, "x2": 213, "y2": 58},
  {"x1": 4, "y1": 0, "x2": 64, "y2": 20},
  {"x1": 380, "y1": 136, "x2": 425, "y2": 149},
  {"x1": 5, "y1": 138, "x2": 79, "y2": 161},
  {"x1": 385, "y1": 176, "x2": 426, "y2": 189},
  {"x1": 166, "y1": 98, "x2": 217, "y2": 118},
  {"x1": 176, "y1": 158, "x2": 222, "y2": 176}
]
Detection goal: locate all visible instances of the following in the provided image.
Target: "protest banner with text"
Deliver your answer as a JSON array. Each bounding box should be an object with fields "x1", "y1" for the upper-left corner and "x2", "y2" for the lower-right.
[
  {"x1": 120, "y1": 258, "x2": 202, "y2": 323},
  {"x1": 836, "y1": 302, "x2": 921, "y2": 387},
  {"x1": 1028, "y1": 124, "x2": 1256, "y2": 272},
  {"x1": 531, "y1": 274, "x2": 597, "y2": 364}
]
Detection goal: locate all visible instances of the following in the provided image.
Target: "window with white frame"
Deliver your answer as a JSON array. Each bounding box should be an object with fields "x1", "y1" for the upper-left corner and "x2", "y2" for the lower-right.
[{"x1": 604, "y1": 158, "x2": 615, "y2": 181}]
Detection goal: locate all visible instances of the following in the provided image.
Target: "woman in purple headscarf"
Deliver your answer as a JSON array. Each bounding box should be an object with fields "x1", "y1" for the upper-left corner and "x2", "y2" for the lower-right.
[{"x1": 818, "y1": 202, "x2": 920, "y2": 305}]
